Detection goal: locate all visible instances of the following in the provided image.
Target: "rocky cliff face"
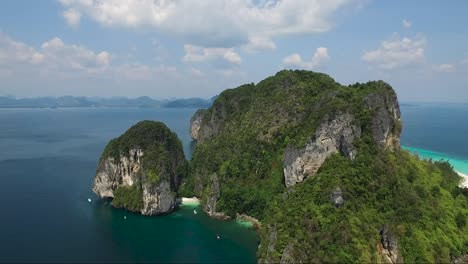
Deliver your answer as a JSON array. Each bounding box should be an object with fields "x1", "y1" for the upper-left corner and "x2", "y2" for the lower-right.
[
  {"x1": 93, "y1": 148, "x2": 143, "y2": 198},
  {"x1": 190, "y1": 109, "x2": 206, "y2": 141},
  {"x1": 378, "y1": 226, "x2": 404, "y2": 264},
  {"x1": 365, "y1": 90, "x2": 401, "y2": 150},
  {"x1": 283, "y1": 113, "x2": 361, "y2": 187},
  {"x1": 93, "y1": 121, "x2": 187, "y2": 215}
]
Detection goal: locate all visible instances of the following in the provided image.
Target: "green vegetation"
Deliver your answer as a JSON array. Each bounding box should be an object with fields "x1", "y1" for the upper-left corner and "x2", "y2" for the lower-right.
[
  {"x1": 113, "y1": 185, "x2": 143, "y2": 212},
  {"x1": 188, "y1": 70, "x2": 468, "y2": 262}
]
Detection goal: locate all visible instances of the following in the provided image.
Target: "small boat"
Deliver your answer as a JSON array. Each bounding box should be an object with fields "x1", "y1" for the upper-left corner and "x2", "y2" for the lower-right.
[
  {"x1": 193, "y1": 209, "x2": 197, "y2": 214},
  {"x1": 87, "y1": 198, "x2": 92, "y2": 203},
  {"x1": 124, "y1": 216, "x2": 127, "y2": 220},
  {"x1": 217, "y1": 234, "x2": 220, "y2": 240}
]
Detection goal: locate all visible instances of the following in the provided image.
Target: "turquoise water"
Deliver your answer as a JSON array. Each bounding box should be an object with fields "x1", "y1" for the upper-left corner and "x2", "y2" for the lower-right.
[
  {"x1": 0, "y1": 107, "x2": 258, "y2": 263},
  {"x1": 400, "y1": 103, "x2": 468, "y2": 175},
  {"x1": 402, "y1": 146, "x2": 468, "y2": 174}
]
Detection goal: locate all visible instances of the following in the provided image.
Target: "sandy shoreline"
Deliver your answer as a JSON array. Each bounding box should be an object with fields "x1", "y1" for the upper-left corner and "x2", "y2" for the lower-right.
[
  {"x1": 456, "y1": 171, "x2": 468, "y2": 188},
  {"x1": 181, "y1": 197, "x2": 200, "y2": 205}
]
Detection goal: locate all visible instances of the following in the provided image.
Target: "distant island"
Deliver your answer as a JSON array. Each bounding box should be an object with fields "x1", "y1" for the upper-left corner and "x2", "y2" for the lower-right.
[{"x1": 0, "y1": 95, "x2": 216, "y2": 109}]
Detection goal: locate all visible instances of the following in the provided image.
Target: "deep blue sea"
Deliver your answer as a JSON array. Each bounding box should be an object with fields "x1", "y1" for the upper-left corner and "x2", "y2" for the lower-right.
[
  {"x1": 0, "y1": 107, "x2": 258, "y2": 263},
  {"x1": 0, "y1": 103, "x2": 466, "y2": 262}
]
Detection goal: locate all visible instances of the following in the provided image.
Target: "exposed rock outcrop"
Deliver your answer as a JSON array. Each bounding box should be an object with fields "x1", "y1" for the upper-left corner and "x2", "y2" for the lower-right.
[
  {"x1": 280, "y1": 242, "x2": 296, "y2": 264},
  {"x1": 330, "y1": 187, "x2": 344, "y2": 207},
  {"x1": 93, "y1": 121, "x2": 187, "y2": 215},
  {"x1": 364, "y1": 88, "x2": 401, "y2": 150},
  {"x1": 283, "y1": 113, "x2": 361, "y2": 187},
  {"x1": 190, "y1": 109, "x2": 206, "y2": 141},
  {"x1": 451, "y1": 254, "x2": 468, "y2": 264},
  {"x1": 203, "y1": 173, "x2": 226, "y2": 218},
  {"x1": 93, "y1": 148, "x2": 143, "y2": 199},
  {"x1": 258, "y1": 225, "x2": 278, "y2": 264},
  {"x1": 378, "y1": 225, "x2": 403, "y2": 264}
]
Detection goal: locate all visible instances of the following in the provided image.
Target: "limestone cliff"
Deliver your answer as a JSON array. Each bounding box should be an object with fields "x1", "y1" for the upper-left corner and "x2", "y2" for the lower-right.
[
  {"x1": 364, "y1": 89, "x2": 402, "y2": 150},
  {"x1": 190, "y1": 109, "x2": 206, "y2": 141},
  {"x1": 93, "y1": 121, "x2": 187, "y2": 215},
  {"x1": 283, "y1": 112, "x2": 361, "y2": 187}
]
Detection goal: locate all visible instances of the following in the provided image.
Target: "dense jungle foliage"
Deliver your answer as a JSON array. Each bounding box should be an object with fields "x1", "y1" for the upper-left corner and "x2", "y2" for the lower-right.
[{"x1": 185, "y1": 70, "x2": 468, "y2": 262}]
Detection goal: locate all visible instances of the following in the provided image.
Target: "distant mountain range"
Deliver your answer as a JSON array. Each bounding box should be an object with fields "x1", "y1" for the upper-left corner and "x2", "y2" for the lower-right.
[{"x1": 0, "y1": 96, "x2": 216, "y2": 109}]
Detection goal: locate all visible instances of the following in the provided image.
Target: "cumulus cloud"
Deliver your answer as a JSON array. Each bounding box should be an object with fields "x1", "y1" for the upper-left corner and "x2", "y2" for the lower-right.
[
  {"x1": 0, "y1": 34, "x2": 45, "y2": 66},
  {"x1": 62, "y1": 8, "x2": 81, "y2": 27},
  {"x1": 183, "y1": 44, "x2": 241, "y2": 65},
  {"x1": 402, "y1": 19, "x2": 412, "y2": 28},
  {"x1": 242, "y1": 36, "x2": 276, "y2": 52},
  {"x1": 0, "y1": 33, "x2": 176, "y2": 79},
  {"x1": 39, "y1": 37, "x2": 111, "y2": 74},
  {"x1": 362, "y1": 34, "x2": 425, "y2": 70},
  {"x1": 283, "y1": 47, "x2": 329, "y2": 70},
  {"x1": 57, "y1": 0, "x2": 364, "y2": 49}
]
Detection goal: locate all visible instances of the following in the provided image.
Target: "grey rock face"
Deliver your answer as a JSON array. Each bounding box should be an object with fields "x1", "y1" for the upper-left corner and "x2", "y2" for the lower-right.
[
  {"x1": 280, "y1": 242, "x2": 296, "y2": 264},
  {"x1": 204, "y1": 173, "x2": 221, "y2": 216},
  {"x1": 364, "y1": 91, "x2": 401, "y2": 150},
  {"x1": 193, "y1": 103, "x2": 227, "y2": 143},
  {"x1": 258, "y1": 225, "x2": 278, "y2": 264},
  {"x1": 379, "y1": 225, "x2": 403, "y2": 264},
  {"x1": 141, "y1": 179, "x2": 177, "y2": 215},
  {"x1": 451, "y1": 254, "x2": 468, "y2": 264},
  {"x1": 190, "y1": 109, "x2": 206, "y2": 141},
  {"x1": 93, "y1": 148, "x2": 143, "y2": 198},
  {"x1": 93, "y1": 148, "x2": 179, "y2": 215},
  {"x1": 331, "y1": 187, "x2": 344, "y2": 207},
  {"x1": 283, "y1": 113, "x2": 361, "y2": 187}
]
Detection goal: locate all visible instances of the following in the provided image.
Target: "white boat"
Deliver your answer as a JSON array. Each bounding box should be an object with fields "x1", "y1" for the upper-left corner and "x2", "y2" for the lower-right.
[
  {"x1": 87, "y1": 198, "x2": 92, "y2": 203},
  {"x1": 217, "y1": 234, "x2": 220, "y2": 240},
  {"x1": 124, "y1": 216, "x2": 127, "y2": 220},
  {"x1": 193, "y1": 209, "x2": 197, "y2": 214}
]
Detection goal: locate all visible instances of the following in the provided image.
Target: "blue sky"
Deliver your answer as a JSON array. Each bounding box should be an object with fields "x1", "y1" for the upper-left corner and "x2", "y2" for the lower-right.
[{"x1": 0, "y1": 0, "x2": 467, "y2": 102}]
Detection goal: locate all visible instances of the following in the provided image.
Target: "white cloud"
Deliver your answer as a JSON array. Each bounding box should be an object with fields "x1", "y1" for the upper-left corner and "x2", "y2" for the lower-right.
[
  {"x1": 402, "y1": 19, "x2": 412, "y2": 28},
  {"x1": 242, "y1": 36, "x2": 276, "y2": 52},
  {"x1": 433, "y1": 64, "x2": 456, "y2": 73},
  {"x1": 362, "y1": 34, "x2": 425, "y2": 70},
  {"x1": 183, "y1": 44, "x2": 241, "y2": 65},
  {"x1": 63, "y1": 8, "x2": 81, "y2": 27},
  {"x1": 0, "y1": 34, "x2": 45, "y2": 65},
  {"x1": 283, "y1": 47, "x2": 329, "y2": 70},
  {"x1": 57, "y1": 0, "x2": 365, "y2": 49},
  {"x1": 39, "y1": 37, "x2": 111, "y2": 73},
  {"x1": 0, "y1": 33, "x2": 177, "y2": 80}
]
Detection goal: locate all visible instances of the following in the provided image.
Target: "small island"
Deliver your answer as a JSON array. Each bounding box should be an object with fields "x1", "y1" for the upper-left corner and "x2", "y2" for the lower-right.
[{"x1": 93, "y1": 121, "x2": 188, "y2": 215}]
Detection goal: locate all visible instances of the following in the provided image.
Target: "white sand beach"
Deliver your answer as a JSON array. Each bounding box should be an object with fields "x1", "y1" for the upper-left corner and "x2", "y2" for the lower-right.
[
  {"x1": 456, "y1": 171, "x2": 468, "y2": 188},
  {"x1": 181, "y1": 197, "x2": 200, "y2": 205}
]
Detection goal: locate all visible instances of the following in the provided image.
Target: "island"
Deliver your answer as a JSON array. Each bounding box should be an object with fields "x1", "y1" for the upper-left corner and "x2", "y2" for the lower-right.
[
  {"x1": 93, "y1": 70, "x2": 468, "y2": 263},
  {"x1": 93, "y1": 121, "x2": 188, "y2": 215}
]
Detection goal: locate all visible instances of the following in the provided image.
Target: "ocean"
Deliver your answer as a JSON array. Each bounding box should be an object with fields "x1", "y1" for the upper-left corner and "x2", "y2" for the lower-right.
[
  {"x1": 0, "y1": 103, "x2": 466, "y2": 262},
  {"x1": 400, "y1": 103, "x2": 468, "y2": 174},
  {"x1": 0, "y1": 107, "x2": 258, "y2": 263}
]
